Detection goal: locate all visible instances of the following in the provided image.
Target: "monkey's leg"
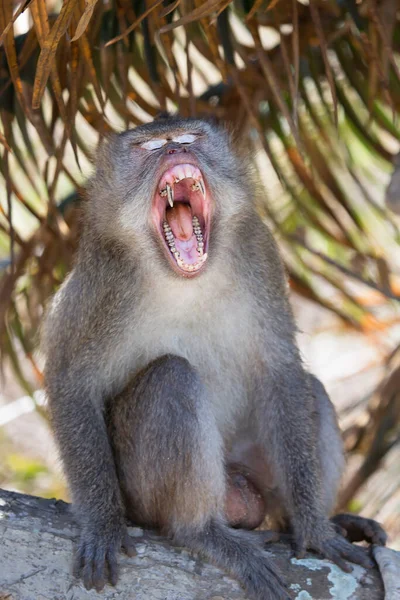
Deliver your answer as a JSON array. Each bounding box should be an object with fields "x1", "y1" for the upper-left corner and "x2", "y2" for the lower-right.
[
  {"x1": 252, "y1": 367, "x2": 374, "y2": 573},
  {"x1": 313, "y1": 376, "x2": 387, "y2": 548},
  {"x1": 259, "y1": 377, "x2": 387, "y2": 551},
  {"x1": 108, "y1": 354, "x2": 290, "y2": 600}
]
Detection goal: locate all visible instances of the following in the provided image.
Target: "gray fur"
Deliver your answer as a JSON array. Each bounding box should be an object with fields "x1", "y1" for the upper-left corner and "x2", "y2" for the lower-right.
[{"x1": 42, "y1": 117, "x2": 373, "y2": 599}]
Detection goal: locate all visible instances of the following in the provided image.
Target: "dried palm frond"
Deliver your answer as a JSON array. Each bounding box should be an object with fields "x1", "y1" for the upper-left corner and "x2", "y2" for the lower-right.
[{"x1": 0, "y1": 0, "x2": 399, "y2": 399}]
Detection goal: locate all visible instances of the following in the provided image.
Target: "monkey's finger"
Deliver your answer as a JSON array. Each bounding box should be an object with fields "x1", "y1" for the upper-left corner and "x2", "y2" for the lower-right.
[
  {"x1": 372, "y1": 530, "x2": 388, "y2": 546},
  {"x1": 333, "y1": 524, "x2": 348, "y2": 538},
  {"x1": 82, "y1": 555, "x2": 95, "y2": 590},
  {"x1": 121, "y1": 530, "x2": 137, "y2": 557},
  {"x1": 322, "y1": 545, "x2": 352, "y2": 573},
  {"x1": 92, "y1": 546, "x2": 107, "y2": 592},
  {"x1": 106, "y1": 548, "x2": 119, "y2": 587},
  {"x1": 72, "y1": 545, "x2": 85, "y2": 579},
  {"x1": 333, "y1": 539, "x2": 374, "y2": 570},
  {"x1": 293, "y1": 534, "x2": 306, "y2": 559},
  {"x1": 362, "y1": 523, "x2": 387, "y2": 546}
]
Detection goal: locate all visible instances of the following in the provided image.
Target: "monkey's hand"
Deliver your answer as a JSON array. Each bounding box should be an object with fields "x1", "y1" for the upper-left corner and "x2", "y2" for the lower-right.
[
  {"x1": 294, "y1": 521, "x2": 375, "y2": 573},
  {"x1": 74, "y1": 519, "x2": 137, "y2": 591}
]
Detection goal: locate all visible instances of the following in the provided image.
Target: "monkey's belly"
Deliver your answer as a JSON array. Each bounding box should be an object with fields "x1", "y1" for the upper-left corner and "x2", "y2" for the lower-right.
[{"x1": 225, "y1": 467, "x2": 266, "y2": 529}]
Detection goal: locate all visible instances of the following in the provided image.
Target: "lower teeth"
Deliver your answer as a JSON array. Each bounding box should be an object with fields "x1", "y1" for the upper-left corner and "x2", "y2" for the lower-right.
[{"x1": 162, "y1": 216, "x2": 205, "y2": 269}]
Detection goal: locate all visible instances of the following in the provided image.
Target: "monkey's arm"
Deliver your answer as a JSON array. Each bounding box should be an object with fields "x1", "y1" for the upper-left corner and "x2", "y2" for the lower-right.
[
  {"x1": 46, "y1": 367, "x2": 136, "y2": 591},
  {"x1": 42, "y1": 267, "x2": 137, "y2": 591}
]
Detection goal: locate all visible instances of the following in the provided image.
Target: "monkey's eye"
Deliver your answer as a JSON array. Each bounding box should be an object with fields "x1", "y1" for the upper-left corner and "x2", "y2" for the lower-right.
[
  {"x1": 141, "y1": 139, "x2": 168, "y2": 150},
  {"x1": 172, "y1": 134, "x2": 198, "y2": 145}
]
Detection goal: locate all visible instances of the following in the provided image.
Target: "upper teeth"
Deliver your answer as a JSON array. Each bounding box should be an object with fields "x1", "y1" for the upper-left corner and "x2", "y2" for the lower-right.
[{"x1": 159, "y1": 166, "x2": 206, "y2": 203}]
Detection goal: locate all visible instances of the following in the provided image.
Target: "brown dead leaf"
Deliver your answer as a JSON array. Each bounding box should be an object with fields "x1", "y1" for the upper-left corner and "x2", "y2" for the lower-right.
[
  {"x1": 159, "y1": 0, "x2": 222, "y2": 34},
  {"x1": 72, "y1": 0, "x2": 99, "y2": 41},
  {"x1": 30, "y1": 0, "x2": 68, "y2": 128},
  {"x1": 0, "y1": 0, "x2": 33, "y2": 46},
  {"x1": 32, "y1": 0, "x2": 78, "y2": 108},
  {"x1": 105, "y1": 0, "x2": 165, "y2": 47}
]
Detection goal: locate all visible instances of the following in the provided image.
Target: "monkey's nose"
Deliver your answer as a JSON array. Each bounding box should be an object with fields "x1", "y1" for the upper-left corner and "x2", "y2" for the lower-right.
[{"x1": 166, "y1": 145, "x2": 188, "y2": 155}]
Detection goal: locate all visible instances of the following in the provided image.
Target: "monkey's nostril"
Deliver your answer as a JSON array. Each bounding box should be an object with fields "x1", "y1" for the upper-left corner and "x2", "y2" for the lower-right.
[{"x1": 168, "y1": 149, "x2": 177, "y2": 154}]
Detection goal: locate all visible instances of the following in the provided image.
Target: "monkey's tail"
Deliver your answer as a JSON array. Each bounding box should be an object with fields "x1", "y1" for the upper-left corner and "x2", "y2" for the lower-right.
[{"x1": 174, "y1": 518, "x2": 290, "y2": 600}]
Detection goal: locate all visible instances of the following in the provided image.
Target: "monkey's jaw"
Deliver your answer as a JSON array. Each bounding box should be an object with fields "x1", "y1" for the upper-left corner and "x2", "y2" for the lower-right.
[{"x1": 152, "y1": 162, "x2": 210, "y2": 277}]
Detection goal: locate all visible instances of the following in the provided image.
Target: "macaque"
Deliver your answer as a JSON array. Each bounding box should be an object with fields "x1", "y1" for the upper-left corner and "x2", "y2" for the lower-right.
[{"x1": 43, "y1": 117, "x2": 386, "y2": 600}]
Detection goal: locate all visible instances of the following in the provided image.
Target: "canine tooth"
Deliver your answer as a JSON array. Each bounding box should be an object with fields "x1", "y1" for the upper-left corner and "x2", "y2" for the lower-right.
[
  {"x1": 199, "y1": 179, "x2": 205, "y2": 197},
  {"x1": 166, "y1": 183, "x2": 174, "y2": 207}
]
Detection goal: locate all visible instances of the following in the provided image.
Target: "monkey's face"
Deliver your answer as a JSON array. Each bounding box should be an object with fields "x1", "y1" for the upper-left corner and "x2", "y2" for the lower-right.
[{"x1": 91, "y1": 118, "x2": 251, "y2": 277}]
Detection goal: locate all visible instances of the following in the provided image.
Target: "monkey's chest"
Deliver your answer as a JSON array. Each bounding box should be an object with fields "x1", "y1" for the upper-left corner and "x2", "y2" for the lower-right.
[{"x1": 117, "y1": 284, "x2": 259, "y2": 433}]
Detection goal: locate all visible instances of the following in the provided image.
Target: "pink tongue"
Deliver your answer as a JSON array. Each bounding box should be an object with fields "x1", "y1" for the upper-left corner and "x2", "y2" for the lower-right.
[{"x1": 166, "y1": 204, "x2": 193, "y2": 240}]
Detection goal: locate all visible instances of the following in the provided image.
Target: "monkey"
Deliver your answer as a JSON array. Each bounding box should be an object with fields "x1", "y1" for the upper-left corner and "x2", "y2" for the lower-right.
[{"x1": 42, "y1": 117, "x2": 386, "y2": 600}]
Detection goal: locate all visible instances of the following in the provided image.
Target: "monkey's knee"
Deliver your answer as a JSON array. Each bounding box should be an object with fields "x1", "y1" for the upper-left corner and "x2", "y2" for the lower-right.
[{"x1": 108, "y1": 354, "x2": 225, "y2": 530}]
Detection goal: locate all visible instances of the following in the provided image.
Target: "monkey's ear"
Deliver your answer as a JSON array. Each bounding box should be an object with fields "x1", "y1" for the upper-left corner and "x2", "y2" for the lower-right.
[{"x1": 154, "y1": 110, "x2": 174, "y2": 120}]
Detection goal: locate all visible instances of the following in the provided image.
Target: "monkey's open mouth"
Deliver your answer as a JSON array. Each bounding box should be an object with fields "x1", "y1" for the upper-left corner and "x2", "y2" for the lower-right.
[{"x1": 153, "y1": 163, "x2": 210, "y2": 276}]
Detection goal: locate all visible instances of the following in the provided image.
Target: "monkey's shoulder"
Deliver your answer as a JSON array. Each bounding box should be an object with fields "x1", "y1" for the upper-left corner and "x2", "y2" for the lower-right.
[{"x1": 42, "y1": 266, "x2": 122, "y2": 359}]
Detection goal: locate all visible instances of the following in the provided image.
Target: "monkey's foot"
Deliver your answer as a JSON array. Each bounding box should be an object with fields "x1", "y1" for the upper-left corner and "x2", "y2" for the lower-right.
[
  {"x1": 331, "y1": 513, "x2": 387, "y2": 546},
  {"x1": 294, "y1": 522, "x2": 375, "y2": 573},
  {"x1": 74, "y1": 523, "x2": 137, "y2": 591}
]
